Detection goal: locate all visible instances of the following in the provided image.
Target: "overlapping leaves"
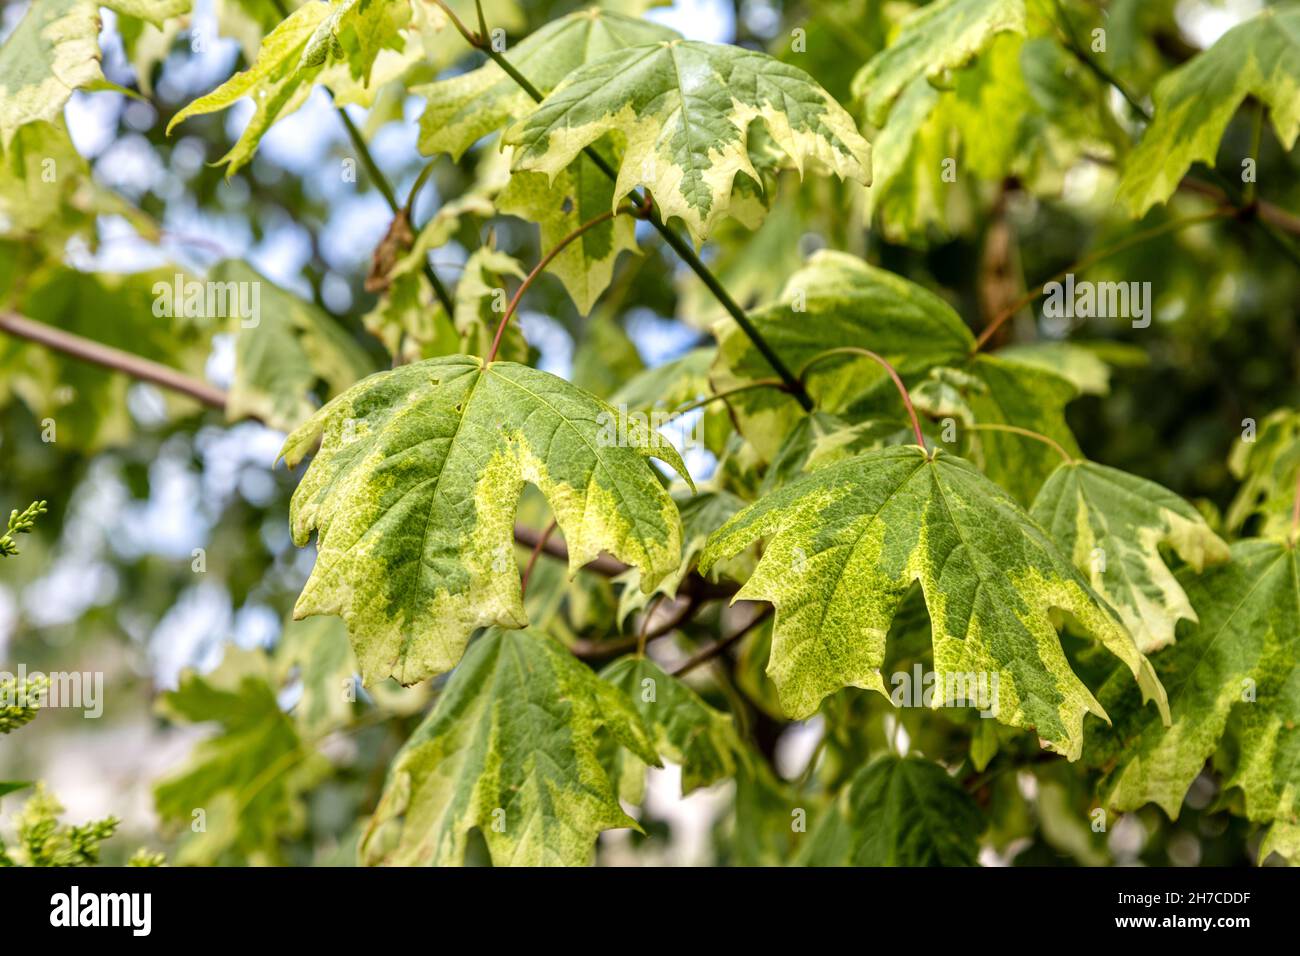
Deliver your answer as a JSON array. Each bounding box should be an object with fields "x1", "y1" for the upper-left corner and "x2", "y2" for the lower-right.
[
  {"x1": 1092, "y1": 540, "x2": 1299, "y2": 842},
  {"x1": 281, "y1": 355, "x2": 691, "y2": 686},
  {"x1": 701, "y1": 446, "x2": 1169, "y2": 759},
  {"x1": 504, "y1": 39, "x2": 871, "y2": 242},
  {"x1": 1031, "y1": 461, "x2": 1229, "y2": 653}
]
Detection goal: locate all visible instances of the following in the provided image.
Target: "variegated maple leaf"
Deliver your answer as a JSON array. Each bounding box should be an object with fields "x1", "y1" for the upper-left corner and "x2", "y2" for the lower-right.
[
  {"x1": 280, "y1": 355, "x2": 691, "y2": 685},
  {"x1": 416, "y1": 7, "x2": 679, "y2": 159},
  {"x1": 700, "y1": 446, "x2": 1169, "y2": 759},
  {"x1": 503, "y1": 39, "x2": 871, "y2": 242},
  {"x1": 1117, "y1": 3, "x2": 1300, "y2": 217},
  {"x1": 360, "y1": 627, "x2": 659, "y2": 866},
  {"x1": 0, "y1": 0, "x2": 105, "y2": 148},
  {"x1": 1031, "y1": 461, "x2": 1229, "y2": 653},
  {"x1": 1094, "y1": 540, "x2": 1299, "y2": 842}
]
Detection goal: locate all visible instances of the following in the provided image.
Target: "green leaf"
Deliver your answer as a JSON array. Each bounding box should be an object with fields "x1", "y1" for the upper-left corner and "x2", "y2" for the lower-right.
[
  {"x1": 713, "y1": 250, "x2": 974, "y2": 459},
  {"x1": 166, "y1": 0, "x2": 332, "y2": 174},
  {"x1": 998, "y1": 341, "x2": 1142, "y2": 397},
  {"x1": 154, "y1": 647, "x2": 328, "y2": 865},
  {"x1": 1, "y1": 120, "x2": 157, "y2": 250},
  {"x1": 1031, "y1": 461, "x2": 1230, "y2": 653},
  {"x1": 359, "y1": 627, "x2": 658, "y2": 866},
  {"x1": 281, "y1": 355, "x2": 692, "y2": 685},
  {"x1": 1227, "y1": 408, "x2": 1300, "y2": 539},
  {"x1": 1096, "y1": 540, "x2": 1299, "y2": 824},
  {"x1": 211, "y1": 260, "x2": 376, "y2": 432},
  {"x1": 275, "y1": 616, "x2": 357, "y2": 737},
  {"x1": 1116, "y1": 4, "x2": 1300, "y2": 218},
  {"x1": 0, "y1": 0, "x2": 105, "y2": 148},
  {"x1": 497, "y1": 154, "x2": 640, "y2": 315},
  {"x1": 700, "y1": 446, "x2": 1168, "y2": 758},
  {"x1": 599, "y1": 656, "x2": 741, "y2": 801},
  {"x1": 166, "y1": 0, "x2": 422, "y2": 174},
  {"x1": 803, "y1": 755, "x2": 984, "y2": 866},
  {"x1": 0, "y1": 781, "x2": 31, "y2": 798},
  {"x1": 1262, "y1": 820, "x2": 1300, "y2": 866},
  {"x1": 850, "y1": 0, "x2": 1027, "y2": 126},
  {"x1": 102, "y1": 0, "x2": 191, "y2": 28},
  {"x1": 416, "y1": 7, "x2": 679, "y2": 160},
  {"x1": 504, "y1": 40, "x2": 871, "y2": 242}
]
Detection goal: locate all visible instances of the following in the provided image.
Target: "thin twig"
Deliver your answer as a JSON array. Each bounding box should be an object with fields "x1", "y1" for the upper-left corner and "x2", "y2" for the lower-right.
[
  {"x1": 488, "y1": 209, "x2": 620, "y2": 363},
  {"x1": 671, "y1": 605, "x2": 771, "y2": 677},
  {"x1": 511, "y1": 522, "x2": 627, "y2": 577},
  {"x1": 670, "y1": 379, "x2": 790, "y2": 417},
  {"x1": 798, "y1": 347, "x2": 926, "y2": 449},
  {"x1": 569, "y1": 593, "x2": 705, "y2": 661},
  {"x1": 519, "y1": 518, "x2": 556, "y2": 598}
]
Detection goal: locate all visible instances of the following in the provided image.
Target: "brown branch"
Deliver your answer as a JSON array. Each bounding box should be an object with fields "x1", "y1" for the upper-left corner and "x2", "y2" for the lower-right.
[
  {"x1": 518, "y1": 518, "x2": 556, "y2": 598},
  {"x1": 0, "y1": 311, "x2": 229, "y2": 410}
]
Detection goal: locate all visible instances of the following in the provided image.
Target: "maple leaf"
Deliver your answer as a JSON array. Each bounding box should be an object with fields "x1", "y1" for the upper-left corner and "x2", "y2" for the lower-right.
[
  {"x1": 1094, "y1": 539, "x2": 1299, "y2": 831},
  {"x1": 850, "y1": 0, "x2": 1027, "y2": 127},
  {"x1": 154, "y1": 648, "x2": 329, "y2": 865},
  {"x1": 360, "y1": 627, "x2": 659, "y2": 866},
  {"x1": 1117, "y1": 3, "x2": 1300, "y2": 217},
  {"x1": 0, "y1": 0, "x2": 104, "y2": 148},
  {"x1": 1226, "y1": 408, "x2": 1300, "y2": 539},
  {"x1": 281, "y1": 355, "x2": 692, "y2": 685},
  {"x1": 1031, "y1": 461, "x2": 1229, "y2": 653},
  {"x1": 503, "y1": 39, "x2": 871, "y2": 242},
  {"x1": 416, "y1": 7, "x2": 679, "y2": 160},
  {"x1": 700, "y1": 446, "x2": 1169, "y2": 759},
  {"x1": 600, "y1": 656, "x2": 741, "y2": 802}
]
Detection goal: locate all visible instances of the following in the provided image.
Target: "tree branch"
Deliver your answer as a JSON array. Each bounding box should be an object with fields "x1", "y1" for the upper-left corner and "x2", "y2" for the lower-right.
[{"x1": 0, "y1": 311, "x2": 228, "y2": 410}]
